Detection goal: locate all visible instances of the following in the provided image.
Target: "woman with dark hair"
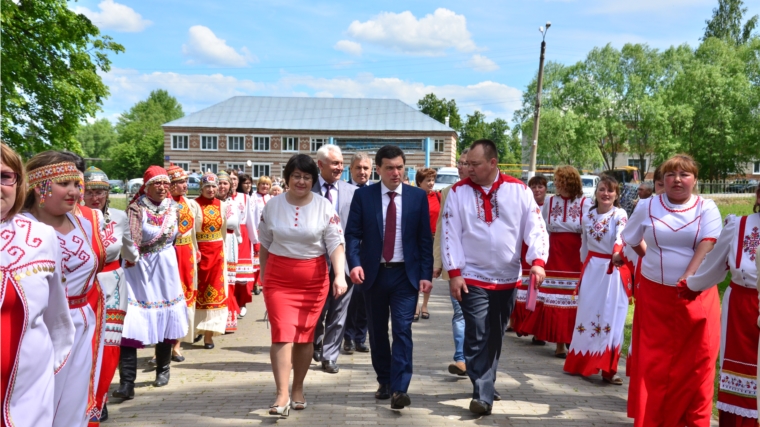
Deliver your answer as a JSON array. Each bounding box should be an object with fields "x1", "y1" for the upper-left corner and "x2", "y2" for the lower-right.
[
  {"x1": 22, "y1": 150, "x2": 106, "y2": 427},
  {"x1": 259, "y1": 154, "x2": 346, "y2": 415},
  {"x1": 228, "y1": 169, "x2": 257, "y2": 318},
  {"x1": 564, "y1": 176, "x2": 629, "y2": 385},
  {"x1": 414, "y1": 168, "x2": 439, "y2": 321},
  {"x1": 251, "y1": 176, "x2": 272, "y2": 295},
  {"x1": 523, "y1": 165, "x2": 589, "y2": 358},
  {"x1": 623, "y1": 154, "x2": 722, "y2": 426},
  {"x1": 683, "y1": 184, "x2": 759, "y2": 426},
  {"x1": 238, "y1": 173, "x2": 253, "y2": 196},
  {"x1": 1, "y1": 144, "x2": 75, "y2": 427}
]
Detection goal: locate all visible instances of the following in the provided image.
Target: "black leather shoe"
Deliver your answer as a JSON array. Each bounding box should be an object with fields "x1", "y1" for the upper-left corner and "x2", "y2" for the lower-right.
[
  {"x1": 390, "y1": 392, "x2": 411, "y2": 409},
  {"x1": 343, "y1": 340, "x2": 356, "y2": 354},
  {"x1": 204, "y1": 342, "x2": 214, "y2": 350},
  {"x1": 193, "y1": 334, "x2": 203, "y2": 343},
  {"x1": 154, "y1": 342, "x2": 171, "y2": 387},
  {"x1": 112, "y1": 383, "x2": 134, "y2": 399},
  {"x1": 313, "y1": 344, "x2": 322, "y2": 363},
  {"x1": 494, "y1": 390, "x2": 501, "y2": 401},
  {"x1": 375, "y1": 384, "x2": 390, "y2": 400},
  {"x1": 355, "y1": 342, "x2": 369, "y2": 353},
  {"x1": 469, "y1": 399, "x2": 492, "y2": 415},
  {"x1": 100, "y1": 403, "x2": 108, "y2": 422},
  {"x1": 322, "y1": 360, "x2": 339, "y2": 374},
  {"x1": 113, "y1": 346, "x2": 136, "y2": 399}
]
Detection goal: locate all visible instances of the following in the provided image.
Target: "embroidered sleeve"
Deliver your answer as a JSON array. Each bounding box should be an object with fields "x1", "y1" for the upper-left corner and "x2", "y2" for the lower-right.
[
  {"x1": 42, "y1": 225, "x2": 75, "y2": 374},
  {"x1": 125, "y1": 202, "x2": 143, "y2": 260},
  {"x1": 433, "y1": 187, "x2": 448, "y2": 271},
  {"x1": 523, "y1": 188, "x2": 549, "y2": 268},
  {"x1": 244, "y1": 195, "x2": 259, "y2": 245},
  {"x1": 257, "y1": 202, "x2": 274, "y2": 250},
  {"x1": 441, "y1": 185, "x2": 465, "y2": 277},
  {"x1": 613, "y1": 208, "x2": 628, "y2": 254},
  {"x1": 323, "y1": 205, "x2": 345, "y2": 257},
  {"x1": 687, "y1": 215, "x2": 734, "y2": 292}
]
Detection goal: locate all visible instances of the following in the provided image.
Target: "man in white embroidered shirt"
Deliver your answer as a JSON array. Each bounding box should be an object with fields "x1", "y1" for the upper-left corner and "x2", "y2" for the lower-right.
[{"x1": 442, "y1": 139, "x2": 549, "y2": 416}]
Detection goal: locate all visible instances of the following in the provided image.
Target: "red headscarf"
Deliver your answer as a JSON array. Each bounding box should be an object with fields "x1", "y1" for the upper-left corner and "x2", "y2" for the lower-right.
[{"x1": 131, "y1": 165, "x2": 170, "y2": 204}]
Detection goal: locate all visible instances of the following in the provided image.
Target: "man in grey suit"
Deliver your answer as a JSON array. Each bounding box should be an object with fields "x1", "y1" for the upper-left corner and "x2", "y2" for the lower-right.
[{"x1": 312, "y1": 144, "x2": 357, "y2": 373}]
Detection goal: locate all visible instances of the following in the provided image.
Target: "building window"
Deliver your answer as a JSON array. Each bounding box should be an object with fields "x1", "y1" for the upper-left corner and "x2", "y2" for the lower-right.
[
  {"x1": 172, "y1": 135, "x2": 189, "y2": 150},
  {"x1": 227, "y1": 136, "x2": 244, "y2": 151},
  {"x1": 201, "y1": 136, "x2": 218, "y2": 151},
  {"x1": 252, "y1": 163, "x2": 271, "y2": 178},
  {"x1": 433, "y1": 139, "x2": 445, "y2": 152},
  {"x1": 405, "y1": 167, "x2": 416, "y2": 185},
  {"x1": 172, "y1": 161, "x2": 190, "y2": 172},
  {"x1": 628, "y1": 158, "x2": 646, "y2": 172},
  {"x1": 226, "y1": 162, "x2": 246, "y2": 173},
  {"x1": 282, "y1": 136, "x2": 298, "y2": 152},
  {"x1": 200, "y1": 162, "x2": 218, "y2": 174},
  {"x1": 754, "y1": 161, "x2": 760, "y2": 175},
  {"x1": 253, "y1": 136, "x2": 270, "y2": 151},
  {"x1": 311, "y1": 138, "x2": 328, "y2": 152}
]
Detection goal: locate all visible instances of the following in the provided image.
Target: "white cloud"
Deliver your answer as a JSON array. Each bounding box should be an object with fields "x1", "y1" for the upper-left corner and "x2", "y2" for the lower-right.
[
  {"x1": 73, "y1": 0, "x2": 151, "y2": 32},
  {"x1": 346, "y1": 8, "x2": 477, "y2": 56},
  {"x1": 587, "y1": 0, "x2": 712, "y2": 14},
  {"x1": 99, "y1": 69, "x2": 522, "y2": 122},
  {"x1": 334, "y1": 40, "x2": 363, "y2": 56},
  {"x1": 181, "y1": 25, "x2": 257, "y2": 67},
  {"x1": 468, "y1": 54, "x2": 499, "y2": 72}
]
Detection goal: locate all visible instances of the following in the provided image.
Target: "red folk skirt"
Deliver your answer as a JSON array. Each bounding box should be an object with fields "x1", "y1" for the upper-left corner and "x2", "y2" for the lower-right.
[
  {"x1": 234, "y1": 226, "x2": 254, "y2": 306},
  {"x1": 510, "y1": 243, "x2": 531, "y2": 335},
  {"x1": 522, "y1": 232, "x2": 581, "y2": 343},
  {"x1": 196, "y1": 240, "x2": 226, "y2": 312},
  {"x1": 628, "y1": 276, "x2": 720, "y2": 427},
  {"x1": 263, "y1": 253, "x2": 329, "y2": 343},
  {"x1": 174, "y1": 239, "x2": 197, "y2": 308},
  {"x1": 717, "y1": 283, "x2": 759, "y2": 425}
]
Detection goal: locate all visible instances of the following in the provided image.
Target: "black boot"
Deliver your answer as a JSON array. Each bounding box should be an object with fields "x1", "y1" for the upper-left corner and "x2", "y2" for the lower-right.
[
  {"x1": 154, "y1": 342, "x2": 172, "y2": 387},
  {"x1": 100, "y1": 403, "x2": 109, "y2": 422},
  {"x1": 113, "y1": 346, "x2": 136, "y2": 399}
]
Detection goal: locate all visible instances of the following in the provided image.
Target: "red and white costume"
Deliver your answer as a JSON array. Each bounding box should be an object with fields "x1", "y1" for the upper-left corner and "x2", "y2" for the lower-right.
[
  {"x1": 442, "y1": 173, "x2": 549, "y2": 290},
  {"x1": 222, "y1": 195, "x2": 241, "y2": 333},
  {"x1": 523, "y1": 195, "x2": 589, "y2": 344},
  {"x1": 564, "y1": 207, "x2": 630, "y2": 377},
  {"x1": 687, "y1": 213, "x2": 759, "y2": 425},
  {"x1": 251, "y1": 192, "x2": 270, "y2": 287},
  {"x1": 1, "y1": 215, "x2": 74, "y2": 427},
  {"x1": 229, "y1": 191, "x2": 258, "y2": 307},
  {"x1": 512, "y1": 201, "x2": 543, "y2": 334},
  {"x1": 622, "y1": 194, "x2": 722, "y2": 427}
]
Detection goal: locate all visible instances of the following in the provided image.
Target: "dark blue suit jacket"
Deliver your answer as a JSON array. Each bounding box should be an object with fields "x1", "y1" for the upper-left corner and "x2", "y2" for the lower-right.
[{"x1": 345, "y1": 183, "x2": 434, "y2": 290}]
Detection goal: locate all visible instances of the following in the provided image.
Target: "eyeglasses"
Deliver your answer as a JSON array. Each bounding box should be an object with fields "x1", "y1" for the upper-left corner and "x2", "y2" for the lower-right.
[
  {"x1": 290, "y1": 174, "x2": 313, "y2": 183},
  {"x1": 84, "y1": 190, "x2": 108, "y2": 198},
  {"x1": 1, "y1": 172, "x2": 19, "y2": 186},
  {"x1": 150, "y1": 181, "x2": 170, "y2": 187}
]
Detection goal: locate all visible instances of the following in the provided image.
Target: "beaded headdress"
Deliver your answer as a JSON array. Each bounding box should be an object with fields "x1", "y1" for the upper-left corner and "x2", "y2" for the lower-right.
[
  {"x1": 217, "y1": 170, "x2": 230, "y2": 182},
  {"x1": 83, "y1": 166, "x2": 110, "y2": 191},
  {"x1": 201, "y1": 173, "x2": 218, "y2": 187},
  {"x1": 27, "y1": 162, "x2": 83, "y2": 207},
  {"x1": 166, "y1": 164, "x2": 188, "y2": 183}
]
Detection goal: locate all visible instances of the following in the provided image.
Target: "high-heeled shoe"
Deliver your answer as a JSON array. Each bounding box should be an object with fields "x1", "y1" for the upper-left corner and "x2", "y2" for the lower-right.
[
  {"x1": 292, "y1": 398, "x2": 307, "y2": 410},
  {"x1": 269, "y1": 399, "x2": 291, "y2": 416}
]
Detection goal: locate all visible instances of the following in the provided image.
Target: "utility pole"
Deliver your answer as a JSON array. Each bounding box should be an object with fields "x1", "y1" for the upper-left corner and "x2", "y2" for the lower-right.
[{"x1": 527, "y1": 21, "x2": 551, "y2": 179}]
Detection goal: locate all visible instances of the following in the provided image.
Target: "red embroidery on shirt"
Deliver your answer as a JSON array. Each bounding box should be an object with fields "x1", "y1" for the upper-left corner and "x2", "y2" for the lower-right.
[{"x1": 743, "y1": 226, "x2": 759, "y2": 262}]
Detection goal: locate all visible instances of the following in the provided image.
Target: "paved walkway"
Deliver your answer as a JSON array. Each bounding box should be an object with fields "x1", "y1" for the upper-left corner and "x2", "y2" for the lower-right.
[{"x1": 104, "y1": 281, "x2": 658, "y2": 426}]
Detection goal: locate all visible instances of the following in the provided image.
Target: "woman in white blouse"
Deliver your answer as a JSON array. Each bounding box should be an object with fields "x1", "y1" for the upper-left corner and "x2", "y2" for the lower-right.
[
  {"x1": 258, "y1": 154, "x2": 347, "y2": 416},
  {"x1": 622, "y1": 154, "x2": 722, "y2": 427}
]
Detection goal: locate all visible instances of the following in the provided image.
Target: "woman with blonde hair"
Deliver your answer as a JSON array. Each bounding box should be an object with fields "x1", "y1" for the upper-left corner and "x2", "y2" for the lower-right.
[
  {"x1": 251, "y1": 176, "x2": 272, "y2": 295},
  {"x1": 1, "y1": 144, "x2": 75, "y2": 427},
  {"x1": 623, "y1": 154, "x2": 722, "y2": 426},
  {"x1": 523, "y1": 165, "x2": 589, "y2": 358}
]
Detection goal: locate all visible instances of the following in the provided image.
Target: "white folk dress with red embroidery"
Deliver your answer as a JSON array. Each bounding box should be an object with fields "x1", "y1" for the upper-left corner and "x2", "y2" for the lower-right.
[
  {"x1": 23, "y1": 212, "x2": 103, "y2": 427},
  {"x1": 98, "y1": 208, "x2": 130, "y2": 347},
  {"x1": 687, "y1": 213, "x2": 759, "y2": 420},
  {"x1": 522, "y1": 195, "x2": 589, "y2": 344},
  {"x1": 564, "y1": 207, "x2": 629, "y2": 377},
  {"x1": 441, "y1": 173, "x2": 549, "y2": 289},
  {"x1": 230, "y1": 192, "x2": 258, "y2": 281},
  {"x1": 251, "y1": 192, "x2": 270, "y2": 269},
  {"x1": 223, "y1": 199, "x2": 241, "y2": 332},
  {"x1": 1, "y1": 215, "x2": 74, "y2": 427}
]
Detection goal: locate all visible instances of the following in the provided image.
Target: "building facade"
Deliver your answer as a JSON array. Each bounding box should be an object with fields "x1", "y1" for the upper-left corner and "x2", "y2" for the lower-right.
[{"x1": 162, "y1": 96, "x2": 458, "y2": 182}]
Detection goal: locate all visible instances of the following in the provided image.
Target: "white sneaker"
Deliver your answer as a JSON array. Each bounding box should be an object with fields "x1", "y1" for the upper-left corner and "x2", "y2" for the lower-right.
[{"x1": 239, "y1": 307, "x2": 247, "y2": 318}]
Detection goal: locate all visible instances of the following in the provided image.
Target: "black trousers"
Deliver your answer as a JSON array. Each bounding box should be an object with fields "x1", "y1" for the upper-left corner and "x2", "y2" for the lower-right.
[
  {"x1": 343, "y1": 287, "x2": 368, "y2": 345},
  {"x1": 458, "y1": 286, "x2": 516, "y2": 405}
]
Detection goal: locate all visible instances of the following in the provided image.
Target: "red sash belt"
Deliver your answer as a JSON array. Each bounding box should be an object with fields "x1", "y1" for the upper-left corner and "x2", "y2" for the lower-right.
[
  {"x1": 574, "y1": 251, "x2": 632, "y2": 301},
  {"x1": 102, "y1": 260, "x2": 121, "y2": 273},
  {"x1": 729, "y1": 281, "x2": 756, "y2": 295},
  {"x1": 68, "y1": 284, "x2": 100, "y2": 309}
]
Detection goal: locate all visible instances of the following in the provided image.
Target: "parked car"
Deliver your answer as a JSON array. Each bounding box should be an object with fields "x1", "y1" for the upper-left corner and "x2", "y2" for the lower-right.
[
  {"x1": 546, "y1": 181, "x2": 556, "y2": 194},
  {"x1": 125, "y1": 178, "x2": 143, "y2": 199},
  {"x1": 727, "y1": 179, "x2": 759, "y2": 193},
  {"x1": 580, "y1": 175, "x2": 600, "y2": 199},
  {"x1": 433, "y1": 167, "x2": 460, "y2": 191},
  {"x1": 187, "y1": 176, "x2": 200, "y2": 196},
  {"x1": 107, "y1": 179, "x2": 124, "y2": 194}
]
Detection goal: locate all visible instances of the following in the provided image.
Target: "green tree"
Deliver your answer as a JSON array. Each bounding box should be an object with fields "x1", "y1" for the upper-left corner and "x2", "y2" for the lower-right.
[
  {"x1": 1, "y1": 0, "x2": 124, "y2": 155},
  {"x1": 77, "y1": 118, "x2": 117, "y2": 159},
  {"x1": 417, "y1": 93, "x2": 463, "y2": 132},
  {"x1": 703, "y1": 0, "x2": 758, "y2": 45},
  {"x1": 106, "y1": 90, "x2": 184, "y2": 180}
]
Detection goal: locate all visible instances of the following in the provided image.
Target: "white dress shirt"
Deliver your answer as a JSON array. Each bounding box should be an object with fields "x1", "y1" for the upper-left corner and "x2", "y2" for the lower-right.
[
  {"x1": 318, "y1": 175, "x2": 339, "y2": 209},
  {"x1": 380, "y1": 181, "x2": 404, "y2": 263}
]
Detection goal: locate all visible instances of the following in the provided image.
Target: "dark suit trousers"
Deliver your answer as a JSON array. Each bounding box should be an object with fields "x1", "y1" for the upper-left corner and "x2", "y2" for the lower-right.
[
  {"x1": 363, "y1": 265, "x2": 417, "y2": 394},
  {"x1": 343, "y1": 288, "x2": 368, "y2": 345},
  {"x1": 314, "y1": 268, "x2": 354, "y2": 362},
  {"x1": 458, "y1": 286, "x2": 516, "y2": 405}
]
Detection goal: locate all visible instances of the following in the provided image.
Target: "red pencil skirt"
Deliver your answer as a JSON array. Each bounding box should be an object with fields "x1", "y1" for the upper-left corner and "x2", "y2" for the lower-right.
[
  {"x1": 263, "y1": 253, "x2": 329, "y2": 343},
  {"x1": 629, "y1": 276, "x2": 720, "y2": 427}
]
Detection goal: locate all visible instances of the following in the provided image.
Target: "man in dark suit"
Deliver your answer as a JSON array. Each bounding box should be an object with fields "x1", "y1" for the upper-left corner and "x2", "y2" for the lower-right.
[
  {"x1": 343, "y1": 152, "x2": 372, "y2": 354},
  {"x1": 311, "y1": 144, "x2": 357, "y2": 374},
  {"x1": 345, "y1": 145, "x2": 433, "y2": 410}
]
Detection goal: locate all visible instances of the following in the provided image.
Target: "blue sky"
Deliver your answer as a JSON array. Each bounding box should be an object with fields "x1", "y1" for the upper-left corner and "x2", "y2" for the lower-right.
[{"x1": 75, "y1": 0, "x2": 759, "y2": 124}]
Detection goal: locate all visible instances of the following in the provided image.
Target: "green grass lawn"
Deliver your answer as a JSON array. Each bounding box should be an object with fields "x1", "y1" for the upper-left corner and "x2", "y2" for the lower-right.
[
  {"x1": 108, "y1": 196, "x2": 127, "y2": 211},
  {"x1": 620, "y1": 196, "x2": 755, "y2": 418}
]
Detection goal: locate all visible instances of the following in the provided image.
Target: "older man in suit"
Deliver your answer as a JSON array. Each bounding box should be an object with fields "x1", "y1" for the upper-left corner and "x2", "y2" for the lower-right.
[
  {"x1": 312, "y1": 144, "x2": 357, "y2": 374},
  {"x1": 345, "y1": 145, "x2": 433, "y2": 410}
]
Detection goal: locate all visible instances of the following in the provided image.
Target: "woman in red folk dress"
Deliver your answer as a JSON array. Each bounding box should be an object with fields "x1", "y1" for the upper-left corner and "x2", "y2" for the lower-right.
[
  {"x1": 684, "y1": 184, "x2": 760, "y2": 427},
  {"x1": 251, "y1": 176, "x2": 271, "y2": 295},
  {"x1": 1, "y1": 143, "x2": 75, "y2": 427},
  {"x1": 512, "y1": 174, "x2": 548, "y2": 338},
  {"x1": 564, "y1": 176, "x2": 630, "y2": 385},
  {"x1": 523, "y1": 166, "x2": 589, "y2": 358},
  {"x1": 23, "y1": 151, "x2": 106, "y2": 427},
  {"x1": 622, "y1": 154, "x2": 722, "y2": 427}
]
